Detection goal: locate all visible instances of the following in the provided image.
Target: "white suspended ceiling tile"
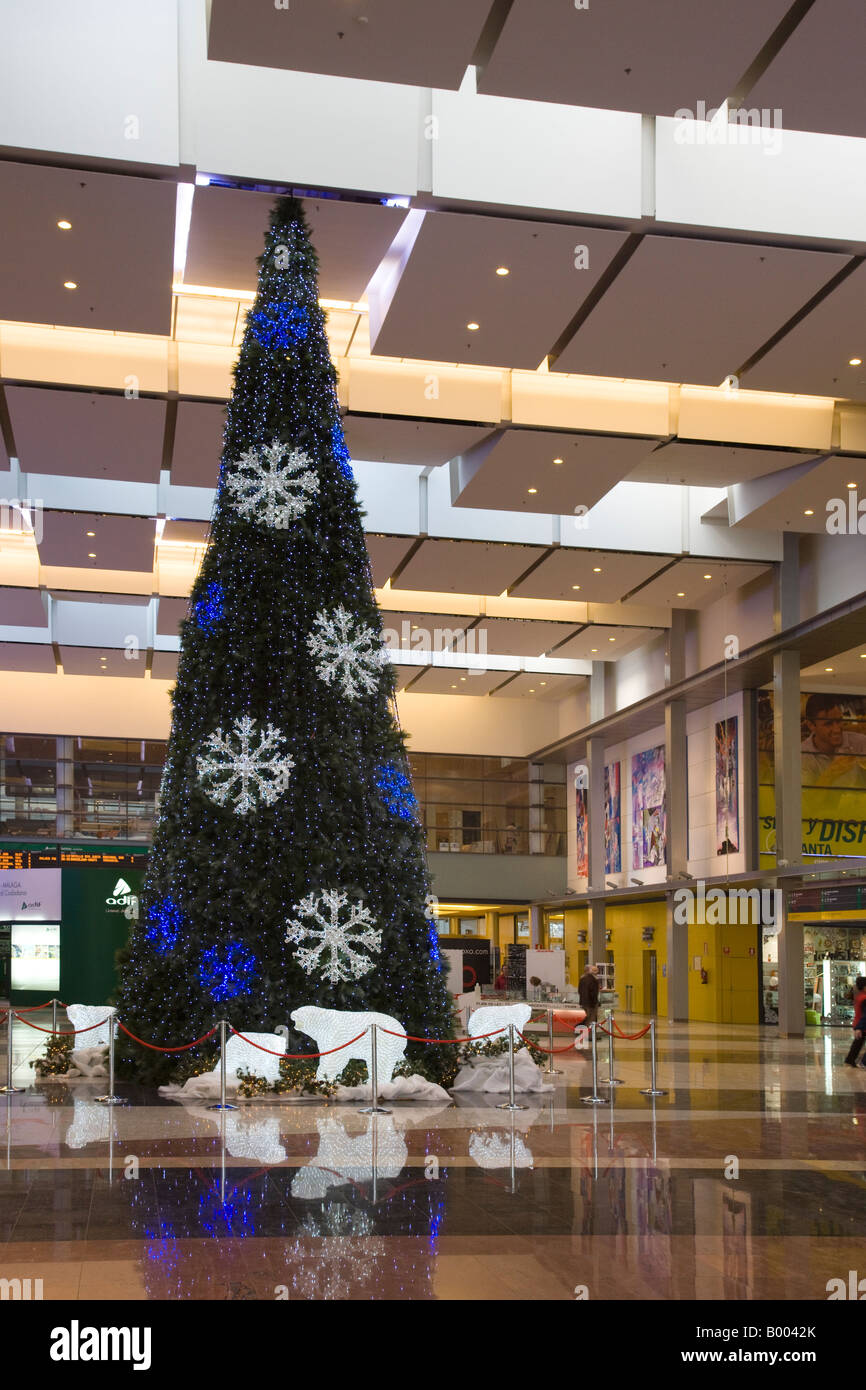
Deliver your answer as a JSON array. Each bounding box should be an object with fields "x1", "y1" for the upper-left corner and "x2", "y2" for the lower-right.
[
  {"x1": 553, "y1": 235, "x2": 848, "y2": 385},
  {"x1": 151, "y1": 651, "x2": 179, "y2": 680},
  {"x1": 184, "y1": 186, "x2": 409, "y2": 301},
  {"x1": 59, "y1": 646, "x2": 146, "y2": 678},
  {"x1": 511, "y1": 548, "x2": 667, "y2": 604},
  {"x1": 395, "y1": 539, "x2": 547, "y2": 595},
  {"x1": 676, "y1": 387, "x2": 835, "y2": 452},
  {"x1": 345, "y1": 415, "x2": 491, "y2": 467},
  {"x1": 630, "y1": 440, "x2": 826, "y2": 487},
  {"x1": 477, "y1": 0, "x2": 791, "y2": 113},
  {"x1": 37, "y1": 513, "x2": 157, "y2": 573},
  {"x1": 371, "y1": 211, "x2": 627, "y2": 370},
  {"x1": 207, "y1": 0, "x2": 491, "y2": 89},
  {"x1": 742, "y1": 262, "x2": 866, "y2": 399},
  {"x1": 729, "y1": 454, "x2": 866, "y2": 532},
  {"x1": 403, "y1": 666, "x2": 506, "y2": 697},
  {"x1": 552, "y1": 625, "x2": 660, "y2": 659},
  {"x1": 0, "y1": 324, "x2": 170, "y2": 395},
  {"x1": 345, "y1": 358, "x2": 503, "y2": 425},
  {"x1": 171, "y1": 401, "x2": 226, "y2": 488},
  {"x1": 6, "y1": 387, "x2": 166, "y2": 485},
  {"x1": 0, "y1": 641, "x2": 56, "y2": 673},
  {"x1": 472, "y1": 617, "x2": 579, "y2": 659},
  {"x1": 745, "y1": 0, "x2": 866, "y2": 139},
  {"x1": 628, "y1": 558, "x2": 772, "y2": 608},
  {"x1": 0, "y1": 588, "x2": 47, "y2": 626},
  {"x1": 0, "y1": 161, "x2": 175, "y2": 336},
  {"x1": 366, "y1": 534, "x2": 417, "y2": 587},
  {"x1": 53, "y1": 599, "x2": 149, "y2": 649},
  {"x1": 453, "y1": 428, "x2": 657, "y2": 514},
  {"x1": 511, "y1": 372, "x2": 671, "y2": 438}
]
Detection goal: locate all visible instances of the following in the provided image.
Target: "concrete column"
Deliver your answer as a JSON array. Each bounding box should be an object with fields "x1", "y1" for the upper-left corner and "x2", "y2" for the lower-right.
[
  {"x1": 528, "y1": 762, "x2": 544, "y2": 855},
  {"x1": 588, "y1": 899, "x2": 606, "y2": 964},
  {"x1": 530, "y1": 903, "x2": 542, "y2": 947},
  {"x1": 773, "y1": 649, "x2": 802, "y2": 869},
  {"x1": 56, "y1": 736, "x2": 74, "y2": 838},
  {"x1": 589, "y1": 661, "x2": 607, "y2": 723},
  {"x1": 776, "y1": 890, "x2": 804, "y2": 1038},
  {"x1": 741, "y1": 689, "x2": 759, "y2": 873},
  {"x1": 586, "y1": 735, "x2": 606, "y2": 891},
  {"x1": 665, "y1": 701, "x2": 688, "y2": 878},
  {"x1": 665, "y1": 610, "x2": 686, "y2": 686},
  {"x1": 774, "y1": 533, "x2": 800, "y2": 634},
  {"x1": 666, "y1": 892, "x2": 689, "y2": 1021}
]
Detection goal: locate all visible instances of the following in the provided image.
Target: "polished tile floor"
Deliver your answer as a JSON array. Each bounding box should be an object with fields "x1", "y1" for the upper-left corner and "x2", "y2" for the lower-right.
[{"x1": 1, "y1": 1009, "x2": 865, "y2": 1301}]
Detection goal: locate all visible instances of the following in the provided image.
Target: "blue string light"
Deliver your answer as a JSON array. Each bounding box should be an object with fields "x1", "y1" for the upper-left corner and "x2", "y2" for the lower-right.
[
  {"x1": 193, "y1": 581, "x2": 225, "y2": 634},
  {"x1": 249, "y1": 301, "x2": 310, "y2": 349},
  {"x1": 144, "y1": 897, "x2": 184, "y2": 953},
  {"x1": 331, "y1": 420, "x2": 353, "y2": 480},
  {"x1": 200, "y1": 943, "x2": 258, "y2": 1001},
  {"x1": 375, "y1": 761, "x2": 419, "y2": 821}
]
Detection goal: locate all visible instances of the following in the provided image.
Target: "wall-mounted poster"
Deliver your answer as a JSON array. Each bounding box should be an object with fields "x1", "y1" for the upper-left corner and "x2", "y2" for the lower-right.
[
  {"x1": 575, "y1": 784, "x2": 588, "y2": 877},
  {"x1": 604, "y1": 761, "x2": 621, "y2": 873},
  {"x1": 715, "y1": 717, "x2": 739, "y2": 854},
  {"x1": 632, "y1": 746, "x2": 666, "y2": 868}
]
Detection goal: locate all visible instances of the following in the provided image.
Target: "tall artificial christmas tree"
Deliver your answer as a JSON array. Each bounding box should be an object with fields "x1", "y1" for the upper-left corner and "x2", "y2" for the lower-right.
[{"x1": 115, "y1": 196, "x2": 454, "y2": 1085}]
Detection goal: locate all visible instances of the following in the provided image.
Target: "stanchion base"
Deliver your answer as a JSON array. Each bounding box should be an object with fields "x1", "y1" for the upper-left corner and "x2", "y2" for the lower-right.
[
  {"x1": 545, "y1": 1068, "x2": 564, "y2": 1077},
  {"x1": 639, "y1": 1088, "x2": 668, "y2": 1097},
  {"x1": 580, "y1": 1094, "x2": 609, "y2": 1105},
  {"x1": 0, "y1": 1086, "x2": 25, "y2": 1095},
  {"x1": 207, "y1": 1102, "x2": 238, "y2": 1111},
  {"x1": 495, "y1": 1101, "x2": 529, "y2": 1111},
  {"x1": 600, "y1": 1078, "x2": 625, "y2": 1086},
  {"x1": 358, "y1": 1104, "x2": 391, "y2": 1115},
  {"x1": 94, "y1": 1095, "x2": 128, "y2": 1105}
]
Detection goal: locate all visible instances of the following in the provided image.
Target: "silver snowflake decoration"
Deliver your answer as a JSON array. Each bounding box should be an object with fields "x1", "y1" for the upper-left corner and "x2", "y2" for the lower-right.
[
  {"x1": 285, "y1": 889, "x2": 382, "y2": 983},
  {"x1": 196, "y1": 715, "x2": 294, "y2": 816},
  {"x1": 224, "y1": 441, "x2": 318, "y2": 529},
  {"x1": 307, "y1": 605, "x2": 389, "y2": 700}
]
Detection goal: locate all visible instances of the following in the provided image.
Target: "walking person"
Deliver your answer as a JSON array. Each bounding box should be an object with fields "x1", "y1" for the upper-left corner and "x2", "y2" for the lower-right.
[
  {"x1": 578, "y1": 963, "x2": 600, "y2": 1027},
  {"x1": 844, "y1": 976, "x2": 866, "y2": 1069}
]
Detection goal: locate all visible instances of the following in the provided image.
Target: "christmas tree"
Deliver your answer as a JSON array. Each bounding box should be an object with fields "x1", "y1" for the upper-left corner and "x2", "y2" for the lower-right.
[{"x1": 115, "y1": 196, "x2": 454, "y2": 1085}]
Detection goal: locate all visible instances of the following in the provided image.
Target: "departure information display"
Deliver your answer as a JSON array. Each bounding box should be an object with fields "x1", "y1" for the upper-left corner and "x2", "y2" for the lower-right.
[{"x1": 0, "y1": 847, "x2": 147, "y2": 870}]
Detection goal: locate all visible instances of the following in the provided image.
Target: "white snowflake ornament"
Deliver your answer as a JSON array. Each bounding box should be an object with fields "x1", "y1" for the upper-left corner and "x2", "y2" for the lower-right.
[
  {"x1": 197, "y1": 715, "x2": 294, "y2": 815},
  {"x1": 285, "y1": 889, "x2": 382, "y2": 983},
  {"x1": 224, "y1": 441, "x2": 318, "y2": 529},
  {"x1": 307, "y1": 606, "x2": 389, "y2": 700}
]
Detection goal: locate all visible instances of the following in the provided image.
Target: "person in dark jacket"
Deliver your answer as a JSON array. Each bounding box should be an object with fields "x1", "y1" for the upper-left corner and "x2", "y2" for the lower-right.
[
  {"x1": 844, "y1": 976, "x2": 866, "y2": 1068},
  {"x1": 578, "y1": 964, "x2": 600, "y2": 1025}
]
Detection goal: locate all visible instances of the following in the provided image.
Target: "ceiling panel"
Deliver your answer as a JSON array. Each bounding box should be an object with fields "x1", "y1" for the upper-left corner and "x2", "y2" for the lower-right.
[
  {"x1": 478, "y1": 0, "x2": 791, "y2": 112},
  {"x1": 60, "y1": 646, "x2": 145, "y2": 678},
  {"x1": 455, "y1": 428, "x2": 657, "y2": 513},
  {"x1": 742, "y1": 262, "x2": 866, "y2": 399},
  {"x1": 207, "y1": 0, "x2": 491, "y2": 89},
  {"x1": 345, "y1": 415, "x2": 491, "y2": 467},
  {"x1": 802, "y1": 641, "x2": 866, "y2": 687},
  {"x1": 0, "y1": 642, "x2": 55, "y2": 673},
  {"x1": 0, "y1": 587, "x2": 47, "y2": 626},
  {"x1": 628, "y1": 558, "x2": 771, "y2": 608},
  {"x1": 552, "y1": 624, "x2": 661, "y2": 659},
  {"x1": 511, "y1": 548, "x2": 667, "y2": 603},
  {"x1": 156, "y1": 597, "x2": 189, "y2": 636},
  {"x1": 171, "y1": 401, "x2": 226, "y2": 488},
  {"x1": 731, "y1": 454, "x2": 866, "y2": 532},
  {"x1": 6, "y1": 387, "x2": 165, "y2": 484},
  {"x1": 553, "y1": 236, "x2": 847, "y2": 385},
  {"x1": 473, "y1": 617, "x2": 579, "y2": 658},
  {"x1": 403, "y1": 666, "x2": 506, "y2": 696},
  {"x1": 745, "y1": 0, "x2": 866, "y2": 139},
  {"x1": 372, "y1": 212, "x2": 627, "y2": 370},
  {"x1": 394, "y1": 539, "x2": 546, "y2": 595},
  {"x1": 366, "y1": 535, "x2": 417, "y2": 587},
  {"x1": 37, "y1": 513, "x2": 156, "y2": 573},
  {"x1": 629, "y1": 439, "x2": 826, "y2": 487},
  {"x1": 495, "y1": 672, "x2": 587, "y2": 700},
  {"x1": 379, "y1": 609, "x2": 475, "y2": 648},
  {"x1": 185, "y1": 187, "x2": 408, "y2": 301},
  {"x1": 152, "y1": 651, "x2": 179, "y2": 681},
  {"x1": 0, "y1": 161, "x2": 175, "y2": 335},
  {"x1": 48, "y1": 590, "x2": 149, "y2": 606}
]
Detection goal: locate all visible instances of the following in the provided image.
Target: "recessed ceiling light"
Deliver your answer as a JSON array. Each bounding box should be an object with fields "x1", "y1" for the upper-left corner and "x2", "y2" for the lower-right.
[
  {"x1": 703, "y1": 574, "x2": 712, "y2": 579},
  {"x1": 450, "y1": 684, "x2": 457, "y2": 689},
  {"x1": 847, "y1": 482, "x2": 857, "y2": 489},
  {"x1": 528, "y1": 688, "x2": 535, "y2": 693},
  {"x1": 553, "y1": 457, "x2": 563, "y2": 465},
  {"x1": 495, "y1": 266, "x2": 509, "y2": 276},
  {"x1": 88, "y1": 552, "x2": 96, "y2": 558},
  {"x1": 540, "y1": 681, "x2": 547, "y2": 686},
  {"x1": 63, "y1": 280, "x2": 77, "y2": 290},
  {"x1": 849, "y1": 357, "x2": 862, "y2": 366},
  {"x1": 804, "y1": 509, "x2": 814, "y2": 516},
  {"x1": 609, "y1": 636, "x2": 616, "y2": 642},
  {"x1": 590, "y1": 647, "x2": 598, "y2": 653},
  {"x1": 676, "y1": 591, "x2": 685, "y2": 597},
  {"x1": 825, "y1": 667, "x2": 834, "y2": 673},
  {"x1": 86, "y1": 530, "x2": 95, "y2": 537},
  {"x1": 592, "y1": 566, "x2": 601, "y2": 573},
  {"x1": 460, "y1": 676, "x2": 466, "y2": 681},
  {"x1": 466, "y1": 321, "x2": 479, "y2": 331},
  {"x1": 57, "y1": 220, "x2": 72, "y2": 230},
  {"x1": 527, "y1": 487, "x2": 537, "y2": 494},
  {"x1": 860, "y1": 654, "x2": 866, "y2": 659},
  {"x1": 571, "y1": 584, "x2": 580, "y2": 590}
]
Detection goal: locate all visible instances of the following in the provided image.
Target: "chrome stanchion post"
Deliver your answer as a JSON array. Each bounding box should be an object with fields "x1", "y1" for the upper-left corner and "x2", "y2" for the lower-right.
[
  {"x1": 509, "y1": 1117, "x2": 516, "y2": 1195},
  {"x1": 639, "y1": 1019, "x2": 668, "y2": 1097},
  {"x1": 580, "y1": 1022, "x2": 608, "y2": 1105},
  {"x1": 545, "y1": 1006, "x2": 563, "y2": 1077},
  {"x1": 371, "y1": 1114, "x2": 379, "y2": 1204},
  {"x1": 51, "y1": 998, "x2": 58, "y2": 1038},
  {"x1": 496, "y1": 1025, "x2": 528, "y2": 1112},
  {"x1": 0, "y1": 1007, "x2": 24, "y2": 1095},
  {"x1": 95, "y1": 1013, "x2": 127, "y2": 1106},
  {"x1": 600, "y1": 1009, "x2": 624, "y2": 1086},
  {"x1": 359, "y1": 1024, "x2": 391, "y2": 1115},
  {"x1": 208, "y1": 1019, "x2": 238, "y2": 1112}
]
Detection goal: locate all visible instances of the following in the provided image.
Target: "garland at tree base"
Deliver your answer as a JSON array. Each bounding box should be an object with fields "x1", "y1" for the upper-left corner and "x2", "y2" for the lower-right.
[{"x1": 30, "y1": 1034, "x2": 74, "y2": 1077}]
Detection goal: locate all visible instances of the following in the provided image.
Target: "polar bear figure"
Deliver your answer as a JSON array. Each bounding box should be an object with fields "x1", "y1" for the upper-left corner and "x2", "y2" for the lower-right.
[
  {"x1": 291, "y1": 1006, "x2": 407, "y2": 1085},
  {"x1": 467, "y1": 1002, "x2": 532, "y2": 1044}
]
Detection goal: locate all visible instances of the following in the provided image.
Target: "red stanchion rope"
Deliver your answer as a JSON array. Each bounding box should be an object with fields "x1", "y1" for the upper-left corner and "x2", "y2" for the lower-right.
[
  {"x1": 15, "y1": 1013, "x2": 115, "y2": 1036},
  {"x1": 116, "y1": 1020, "x2": 220, "y2": 1053},
  {"x1": 14, "y1": 1000, "x2": 56, "y2": 1012},
  {"x1": 379, "y1": 1026, "x2": 507, "y2": 1043},
  {"x1": 612, "y1": 1019, "x2": 653, "y2": 1040},
  {"x1": 227, "y1": 1026, "x2": 368, "y2": 1059},
  {"x1": 516, "y1": 1030, "x2": 579, "y2": 1054}
]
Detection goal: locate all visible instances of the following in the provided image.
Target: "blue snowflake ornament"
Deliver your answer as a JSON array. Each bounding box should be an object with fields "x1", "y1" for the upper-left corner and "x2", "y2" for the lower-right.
[
  {"x1": 249, "y1": 301, "x2": 310, "y2": 350},
  {"x1": 376, "y1": 761, "x2": 419, "y2": 822},
  {"x1": 331, "y1": 421, "x2": 353, "y2": 480},
  {"x1": 193, "y1": 582, "x2": 225, "y2": 634},
  {"x1": 144, "y1": 897, "x2": 184, "y2": 953},
  {"x1": 200, "y1": 942, "x2": 258, "y2": 1001}
]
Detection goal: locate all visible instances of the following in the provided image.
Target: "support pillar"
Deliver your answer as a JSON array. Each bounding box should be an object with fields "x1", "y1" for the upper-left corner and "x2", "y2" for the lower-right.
[
  {"x1": 774, "y1": 647, "x2": 803, "y2": 1036},
  {"x1": 666, "y1": 893, "x2": 689, "y2": 1022},
  {"x1": 776, "y1": 892, "x2": 804, "y2": 1039},
  {"x1": 665, "y1": 701, "x2": 688, "y2": 878},
  {"x1": 588, "y1": 900, "x2": 607, "y2": 966},
  {"x1": 530, "y1": 903, "x2": 542, "y2": 948}
]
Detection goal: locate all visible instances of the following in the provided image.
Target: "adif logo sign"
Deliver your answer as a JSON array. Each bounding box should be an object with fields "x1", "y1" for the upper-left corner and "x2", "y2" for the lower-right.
[
  {"x1": 105, "y1": 878, "x2": 138, "y2": 917},
  {"x1": 673, "y1": 879, "x2": 780, "y2": 925}
]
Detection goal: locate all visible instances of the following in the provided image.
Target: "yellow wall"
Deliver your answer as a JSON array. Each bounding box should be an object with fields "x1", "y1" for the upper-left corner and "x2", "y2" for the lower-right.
[
  {"x1": 687, "y1": 920, "x2": 759, "y2": 1024},
  {"x1": 605, "y1": 902, "x2": 669, "y2": 1016}
]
